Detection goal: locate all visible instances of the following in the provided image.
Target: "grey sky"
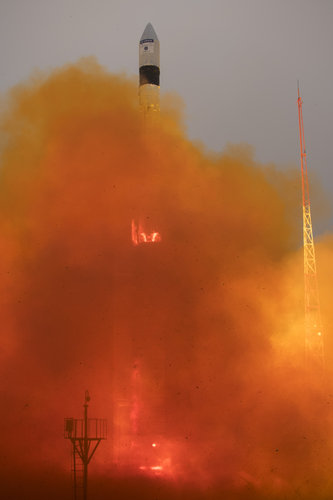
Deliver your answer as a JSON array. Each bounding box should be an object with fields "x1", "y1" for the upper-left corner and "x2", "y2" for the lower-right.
[{"x1": 0, "y1": 0, "x2": 332, "y2": 233}]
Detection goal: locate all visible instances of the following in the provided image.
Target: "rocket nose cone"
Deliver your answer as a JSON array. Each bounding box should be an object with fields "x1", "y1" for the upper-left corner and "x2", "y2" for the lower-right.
[{"x1": 140, "y1": 22, "x2": 159, "y2": 42}]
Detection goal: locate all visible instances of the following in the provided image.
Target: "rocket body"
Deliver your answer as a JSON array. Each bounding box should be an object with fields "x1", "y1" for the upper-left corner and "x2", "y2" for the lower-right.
[{"x1": 139, "y1": 23, "x2": 160, "y2": 118}]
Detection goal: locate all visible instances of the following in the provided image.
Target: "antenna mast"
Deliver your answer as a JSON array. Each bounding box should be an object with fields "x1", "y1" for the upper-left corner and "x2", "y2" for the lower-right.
[{"x1": 297, "y1": 84, "x2": 325, "y2": 370}]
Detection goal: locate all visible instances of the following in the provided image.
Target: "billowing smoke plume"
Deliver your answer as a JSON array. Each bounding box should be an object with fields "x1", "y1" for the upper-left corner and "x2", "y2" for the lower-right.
[{"x1": 0, "y1": 59, "x2": 332, "y2": 499}]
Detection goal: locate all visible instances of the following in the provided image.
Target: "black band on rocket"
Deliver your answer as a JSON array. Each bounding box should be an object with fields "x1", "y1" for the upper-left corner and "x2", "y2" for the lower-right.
[{"x1": 139, "y1": 66, "x2": 160, "y2": 86}]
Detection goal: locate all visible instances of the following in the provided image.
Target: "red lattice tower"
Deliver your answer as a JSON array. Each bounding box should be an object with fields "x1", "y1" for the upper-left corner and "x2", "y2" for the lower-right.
[{"x1": 297, "y1": 85, "x2": 325, "y2": 370}]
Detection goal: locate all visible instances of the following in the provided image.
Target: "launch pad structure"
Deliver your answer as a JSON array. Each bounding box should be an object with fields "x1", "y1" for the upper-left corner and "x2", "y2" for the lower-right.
[{"x1": 64, "y1": 391, "x2": 107, "y2": 500}]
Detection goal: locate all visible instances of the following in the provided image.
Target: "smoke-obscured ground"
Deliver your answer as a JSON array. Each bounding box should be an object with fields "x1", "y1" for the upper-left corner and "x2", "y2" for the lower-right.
[{"x1": 1, "y1": 59, "x2": 333, "y2": 499}]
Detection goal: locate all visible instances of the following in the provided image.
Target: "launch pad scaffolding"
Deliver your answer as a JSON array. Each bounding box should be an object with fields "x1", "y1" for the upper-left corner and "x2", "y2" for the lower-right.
[{"x1": 64, "y1": 391, "x2": 107, "y2": 500}]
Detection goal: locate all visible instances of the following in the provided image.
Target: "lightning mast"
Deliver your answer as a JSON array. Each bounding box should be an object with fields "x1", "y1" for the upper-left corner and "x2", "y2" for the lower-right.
[{"x1": 297, "y1": 85, "x2": 325, "y2": 370}]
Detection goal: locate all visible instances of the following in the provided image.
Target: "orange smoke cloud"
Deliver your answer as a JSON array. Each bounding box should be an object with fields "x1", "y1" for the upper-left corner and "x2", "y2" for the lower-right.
[{"x1": 0, "y1": 59, "x2": 332, "y2": 499}]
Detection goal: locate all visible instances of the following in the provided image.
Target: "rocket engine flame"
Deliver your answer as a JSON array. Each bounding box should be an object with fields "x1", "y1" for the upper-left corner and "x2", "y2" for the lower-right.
[
  {"x1": 131, "y1": 219, "x2": 161, "y2": 245},
  {"x1": 0, "y1": 59, "x2": 332, "y2": 499}
]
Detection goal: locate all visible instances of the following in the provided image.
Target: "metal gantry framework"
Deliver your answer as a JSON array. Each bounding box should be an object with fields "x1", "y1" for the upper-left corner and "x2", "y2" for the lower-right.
[
  {"x1": 297, "y1": 85, "x2": 325, "y2": 370},
  {"x1": 64, "y1": 391, "x2": 107, "y2": 500}
]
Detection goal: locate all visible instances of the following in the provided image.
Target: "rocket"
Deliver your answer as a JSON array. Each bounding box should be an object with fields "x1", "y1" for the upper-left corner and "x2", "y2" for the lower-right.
[
  {"x1": 131, "y1": 23, "x2": 162, "y2": 247},
  {"x1": 139, "y1": 23, "x2": 160, "y2": 118}
]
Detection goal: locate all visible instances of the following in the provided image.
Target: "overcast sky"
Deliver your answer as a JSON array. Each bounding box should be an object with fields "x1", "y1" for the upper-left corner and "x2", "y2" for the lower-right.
[{"x1": 0, "y1": 0, "x2": 332, "y2": 233}]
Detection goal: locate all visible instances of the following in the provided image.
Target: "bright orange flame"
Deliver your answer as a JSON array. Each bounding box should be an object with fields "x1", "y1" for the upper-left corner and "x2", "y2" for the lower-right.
[{"x1": 131, "y1": 219, "x2": 161, "y2": 245}]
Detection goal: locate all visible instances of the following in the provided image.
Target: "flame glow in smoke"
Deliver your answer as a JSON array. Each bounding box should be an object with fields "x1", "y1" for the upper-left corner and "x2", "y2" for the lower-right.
[{"x1": 0, "y1": 59, "x2": 333, "y2": 499}]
